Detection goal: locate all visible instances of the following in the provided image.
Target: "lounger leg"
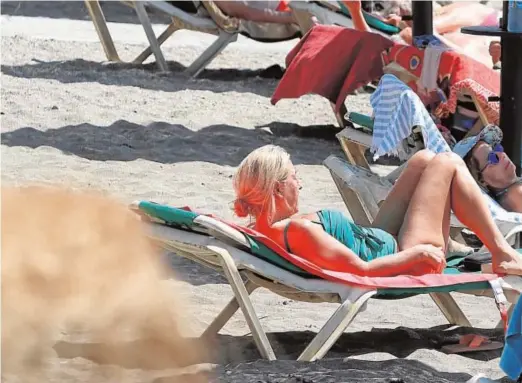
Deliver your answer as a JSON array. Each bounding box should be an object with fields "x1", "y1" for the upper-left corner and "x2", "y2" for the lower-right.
[
  {"x1": 185, "y1": 31, "x2": 238, "y2": 78},
  {"x1": 208, "y1": 246, "x2": 276, "y2": 360},
  {"x1": 430, "y1": 293, "x2": 472, "y2": 327},
  {"x1": 134, "y1": 23, "x2": 179, "y2": 64},
  {"x1": 297, "y1": 289, "x2": 377, "y2": 362},
  {"x1": 202, "y1": 279, "x2": 258, "y2": 339},
  {"x1": 133, "y1": 1, "x2": 169, "y2": 72},
  {"x1": 331, "y1": 102, "x2": 347, "y2": 129},
  {"x1": 496, "y1": 302, "x2": 515, "y2": 329},
  {"x1": 84, "y1": 0, "x2": 121, "y2": 62}
]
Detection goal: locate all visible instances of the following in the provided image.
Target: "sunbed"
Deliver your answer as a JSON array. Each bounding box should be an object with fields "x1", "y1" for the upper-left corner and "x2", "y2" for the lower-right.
[
  {"x1": 84, "y1": 1, "x2": 300, "y2": 77},
  {"x1": 130, "y1": 201, "x2": 521, "y2": 361}
]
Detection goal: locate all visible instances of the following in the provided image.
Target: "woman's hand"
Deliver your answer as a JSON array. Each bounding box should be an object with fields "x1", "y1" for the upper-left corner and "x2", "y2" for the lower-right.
[{"x1": 412, "y1": 244, "x2": 447, "y2": 273}]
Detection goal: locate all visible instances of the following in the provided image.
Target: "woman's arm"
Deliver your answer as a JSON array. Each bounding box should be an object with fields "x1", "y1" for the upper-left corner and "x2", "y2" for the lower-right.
[
  {"x1": 214, "y1": 1, "x2": 296, "y2": 24},
  {"x1": 341, "y1": 1, "x2": 372, "y2": 33},
  {"x1": 287, "y1": 219, "x2": 445, "y2": 277}
]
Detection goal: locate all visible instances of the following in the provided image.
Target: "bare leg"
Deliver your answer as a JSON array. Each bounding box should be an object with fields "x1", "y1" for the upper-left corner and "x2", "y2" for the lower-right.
[
  {"x1": 433, "y1": 4, "x2": 498, "y2": 34},
  {"x1": 399, "y1": 153, "x2": 522, "y2": 275},
  {"x1": 373, "y1": 150, "x2": 435, "y2": 236}
]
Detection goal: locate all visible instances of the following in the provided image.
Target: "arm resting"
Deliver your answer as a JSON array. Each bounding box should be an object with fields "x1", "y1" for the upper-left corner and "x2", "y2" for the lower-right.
[{"x1": 288, "y1": 219, "x2": 438, "y2": 277}]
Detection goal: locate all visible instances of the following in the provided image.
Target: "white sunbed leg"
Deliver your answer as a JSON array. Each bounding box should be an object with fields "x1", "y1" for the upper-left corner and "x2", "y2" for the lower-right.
[
  {"x1": 134, "y1": 22, "x2": 179, "y2": 64},
  {"x1": 133, "y1": 1, "x2": 169, "y2": 72},
  {"x1": 184, "y1": 31, "x2": 238, "y2": 78},
  {"x1": 202, "y1": 279, "x2": 258, "y2": 339},
  {"x1": 208, "y1": 246, "x2": 276, "y2": 361},
  {"x1": 84, "y1": 0, "x2": 121, "y2": 62},
  {"x1": 429, "y1": 293, "x2": 472, "y2": 327},
  {"x1": 297, "y1": 289, "x2": 377, "y2": 362}
]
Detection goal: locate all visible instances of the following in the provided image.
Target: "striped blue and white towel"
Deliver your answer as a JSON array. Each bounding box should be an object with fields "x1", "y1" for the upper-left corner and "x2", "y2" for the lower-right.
[
  {"x1": 369, "y1": 74, "x2": 450, "y2": 159},
  {"x1": 368, "y1": 74, "x2": 521, "y2": 227}
]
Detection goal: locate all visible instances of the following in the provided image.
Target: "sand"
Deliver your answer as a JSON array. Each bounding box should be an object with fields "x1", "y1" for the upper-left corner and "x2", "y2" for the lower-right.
[{"x1": 0, "y1": 2, "x2": 514, "y2": 382}]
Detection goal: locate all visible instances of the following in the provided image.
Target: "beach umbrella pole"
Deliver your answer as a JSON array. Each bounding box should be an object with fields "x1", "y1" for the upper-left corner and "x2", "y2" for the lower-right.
[
  {"x1": 498, "y1": 2, "x2": 522, "y2": 175},
  {"x1": 412, "y1": 1, "x2": 433, "y2": 37}
]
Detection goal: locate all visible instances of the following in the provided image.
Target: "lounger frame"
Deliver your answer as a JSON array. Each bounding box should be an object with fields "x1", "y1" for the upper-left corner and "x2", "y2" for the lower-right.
[{"x1": 84, "y1": 0, "x2": 238, "y2": 76}]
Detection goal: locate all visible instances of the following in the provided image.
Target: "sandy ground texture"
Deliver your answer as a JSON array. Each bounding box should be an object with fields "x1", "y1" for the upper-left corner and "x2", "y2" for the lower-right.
[{"x1": 0, "y1": 2, "x2": 515, "y2": 383}]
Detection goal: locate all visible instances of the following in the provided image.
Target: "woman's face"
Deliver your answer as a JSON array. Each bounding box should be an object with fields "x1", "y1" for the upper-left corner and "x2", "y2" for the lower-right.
[
  {"x1": 471, "y1": 141, "x2": 517, "y2": 189},
  {"x1": 276, "y1": 163, "x2": 301, "y2": 217}
]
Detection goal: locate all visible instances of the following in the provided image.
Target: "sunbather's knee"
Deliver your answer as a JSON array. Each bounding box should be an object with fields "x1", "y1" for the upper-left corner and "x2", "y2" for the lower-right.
[
  {"x1": 408, "y1": 150, "x2": 436, "y2": 172},
  {"x1": 433, "y1": 152, "x2": 466, "y2": 169}
]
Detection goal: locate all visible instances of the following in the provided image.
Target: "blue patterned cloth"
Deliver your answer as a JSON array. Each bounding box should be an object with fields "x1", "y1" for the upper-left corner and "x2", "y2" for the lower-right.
[{"x1": 369, "y1": 74, "x2": 450, "y2": 158}]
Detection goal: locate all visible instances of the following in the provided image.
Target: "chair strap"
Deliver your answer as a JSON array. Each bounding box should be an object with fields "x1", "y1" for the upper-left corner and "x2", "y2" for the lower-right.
[{"x1": 489, "y1": 278, "x2": 509, "y2": 332}]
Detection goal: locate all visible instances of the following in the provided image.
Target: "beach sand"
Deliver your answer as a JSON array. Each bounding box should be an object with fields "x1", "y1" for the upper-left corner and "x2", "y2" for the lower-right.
[{"x1": 0, "y1": 2, "x2": 513, "y2": 382}]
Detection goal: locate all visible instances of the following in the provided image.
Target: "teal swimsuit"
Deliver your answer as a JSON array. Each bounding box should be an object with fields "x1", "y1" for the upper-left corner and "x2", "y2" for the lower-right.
[{"x1": 284, "y1": 209, "x2": 398, "y2": 261}]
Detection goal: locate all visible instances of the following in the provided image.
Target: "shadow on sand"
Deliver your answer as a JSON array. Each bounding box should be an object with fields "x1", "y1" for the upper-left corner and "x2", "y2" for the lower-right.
[
  {"x1": 1, "y1": 59, "x2": 285, "y2": 97},
  {"x1": 1, "y1": 120, "x2": 342, "y2": 166},
  {"x1": 54, "y1": 326, "x2": 507, "y2": 382}
]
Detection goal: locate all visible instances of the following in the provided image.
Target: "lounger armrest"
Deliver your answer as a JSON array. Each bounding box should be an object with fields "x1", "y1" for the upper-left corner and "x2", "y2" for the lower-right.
[{"x1": 194, "y1": 215, "x2": 252, "y2": 250}]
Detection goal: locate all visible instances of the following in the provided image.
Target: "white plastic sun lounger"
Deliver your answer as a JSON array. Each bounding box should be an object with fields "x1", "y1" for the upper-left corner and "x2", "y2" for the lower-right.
[
  {"x1": 131, "y1": 201, "x2": 521, "y2": 362},
  {"x1": 84, "y1": 0, "x2": 238, "y2": 76},
  {"x1": 85, "y1": 0, "x2": 300, "y2": 77}
]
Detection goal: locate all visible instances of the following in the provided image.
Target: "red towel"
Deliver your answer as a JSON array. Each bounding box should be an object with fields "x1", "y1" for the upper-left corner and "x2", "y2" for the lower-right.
[{"x1": 271, "y1": 25, "x2": 395, "y2": 113}]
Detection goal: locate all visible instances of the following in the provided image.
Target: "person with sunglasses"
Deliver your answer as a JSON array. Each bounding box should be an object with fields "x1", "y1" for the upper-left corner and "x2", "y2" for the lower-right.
[{"x1": 454, "y1": 124, "x2": 522, "y2": 213}]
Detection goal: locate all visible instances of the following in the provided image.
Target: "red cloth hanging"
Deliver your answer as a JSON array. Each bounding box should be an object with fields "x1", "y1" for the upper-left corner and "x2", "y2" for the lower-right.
[{"x1": 271, "y1": 25, "x2": 395, "y2": 113}]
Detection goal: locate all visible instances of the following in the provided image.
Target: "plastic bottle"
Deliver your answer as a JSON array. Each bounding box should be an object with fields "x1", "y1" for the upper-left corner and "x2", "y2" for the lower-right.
[{"x1": 507, "y1": 0, "x2": 522, "y2": 33}]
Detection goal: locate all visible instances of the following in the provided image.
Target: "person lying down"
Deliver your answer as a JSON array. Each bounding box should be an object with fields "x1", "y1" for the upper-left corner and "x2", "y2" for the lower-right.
[
  {"x1": 213, "y1": 1, "x2": 296, "y2": 24},
  {"x1": 342, "y1": 0, "x2": 500, "y2": 66},
  {"x1": 233, "y1": 145, "x2": 522, "y2": 277}
]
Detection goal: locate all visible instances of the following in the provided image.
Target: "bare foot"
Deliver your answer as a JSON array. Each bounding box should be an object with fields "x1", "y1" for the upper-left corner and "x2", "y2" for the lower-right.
[{"x1": 493, "y1": 248, "x2": 522, "y2": 276}]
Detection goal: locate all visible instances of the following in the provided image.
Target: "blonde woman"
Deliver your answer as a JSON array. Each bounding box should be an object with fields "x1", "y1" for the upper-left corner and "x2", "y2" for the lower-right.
[{"x1": 233, "y1": 145, "x2": 522, "y2": 277}]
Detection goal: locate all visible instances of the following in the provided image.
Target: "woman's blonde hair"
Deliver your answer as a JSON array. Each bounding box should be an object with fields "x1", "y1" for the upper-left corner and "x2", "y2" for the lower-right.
[{"x1": 233, "y1": 145, "x2": 292, "y2": 221}]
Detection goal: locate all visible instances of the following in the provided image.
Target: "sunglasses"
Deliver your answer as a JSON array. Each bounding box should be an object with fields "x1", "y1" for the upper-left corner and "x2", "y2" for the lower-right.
[{"x1": 479, "y1": 143, "x2": 504, "y2": 172}]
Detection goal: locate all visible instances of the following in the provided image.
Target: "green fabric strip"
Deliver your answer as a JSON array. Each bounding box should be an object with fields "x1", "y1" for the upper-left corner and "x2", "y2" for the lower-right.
[{"x1": 138, "y1": 201, "x2": 197, "y2": 227}]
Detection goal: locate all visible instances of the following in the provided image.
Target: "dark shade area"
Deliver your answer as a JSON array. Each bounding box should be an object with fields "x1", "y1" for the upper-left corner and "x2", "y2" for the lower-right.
[{"x1": 0, "y1": 121, "x2": 342, "y2": 166}]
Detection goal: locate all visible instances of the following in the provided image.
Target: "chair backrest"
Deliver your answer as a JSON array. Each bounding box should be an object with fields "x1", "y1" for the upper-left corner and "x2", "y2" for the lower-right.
[
  {"x1": 324, "y1": 155, "x2": 392, "y2": 225},
  {"x1": 135, "y1": 202, "x2": 315, "y2": 277}
]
